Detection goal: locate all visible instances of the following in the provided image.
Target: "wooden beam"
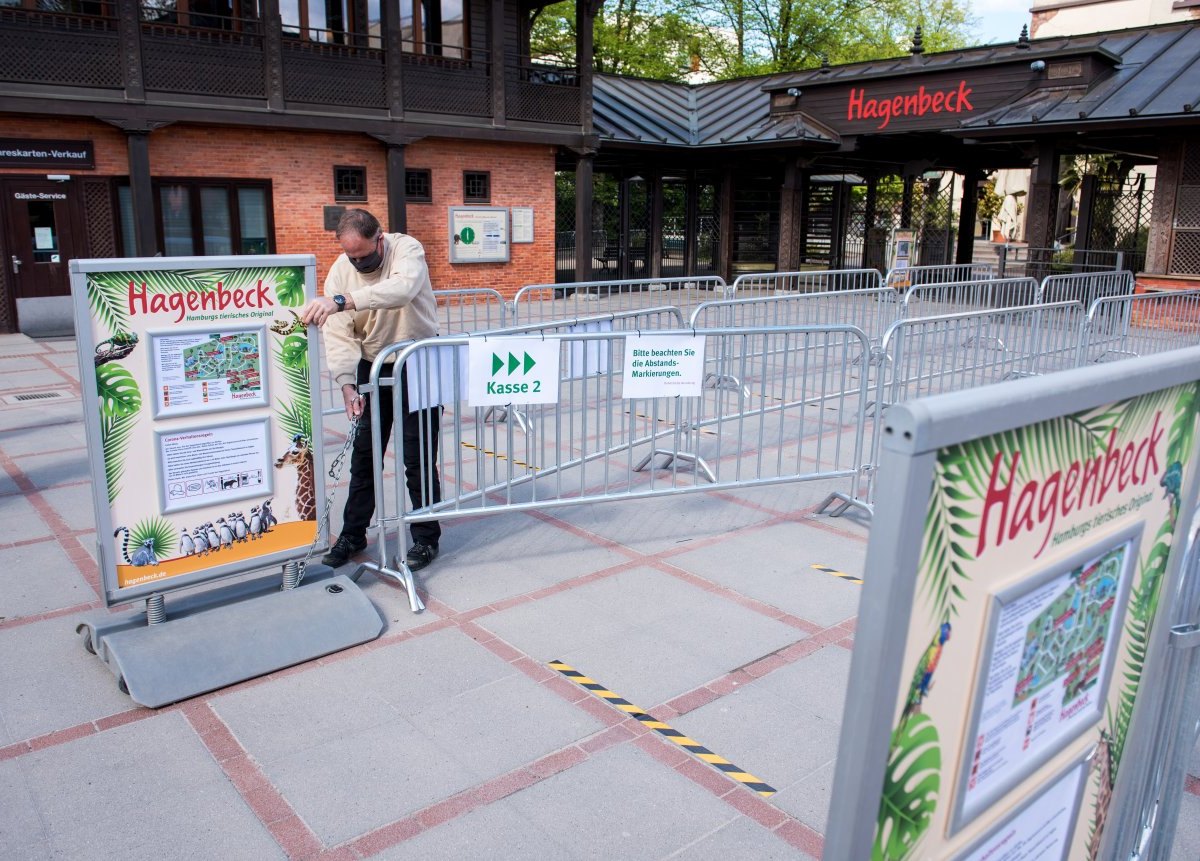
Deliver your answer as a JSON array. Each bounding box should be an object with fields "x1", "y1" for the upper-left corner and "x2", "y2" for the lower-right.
[
  {"x1": 261, "y1": 0, "x2": 285, "y2": 112},
  {"x1": 490, "y1": 0, "x2": 505, "y2": 128},
  {"x1": 126, "y1": 131, "x2": 158, "y2": 256},
  {"x1": 116, "y1": 0, "x2": 145, "y2": 102}
]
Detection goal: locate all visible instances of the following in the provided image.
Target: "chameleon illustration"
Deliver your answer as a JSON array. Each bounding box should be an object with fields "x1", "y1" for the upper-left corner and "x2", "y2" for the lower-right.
[
  {"x1": 269, "y1": 310, "x2": 305, "y2": 336},
  {"x1": 95, "y1": 332, "x2": 139, "y2": 366}
]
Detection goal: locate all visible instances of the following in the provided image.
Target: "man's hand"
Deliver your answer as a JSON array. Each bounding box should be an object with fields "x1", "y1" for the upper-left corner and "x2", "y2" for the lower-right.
[
  {"x1": 342, "y1": 384, "x2": 364, "y2": 420},
  {"x1": 300, "y1": 294, "x2": 355, "y2": 327}
]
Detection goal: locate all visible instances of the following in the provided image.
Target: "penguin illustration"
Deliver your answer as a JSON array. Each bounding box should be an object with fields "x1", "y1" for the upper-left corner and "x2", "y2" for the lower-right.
[
  {"x1": 232, "y1": 512, "x2": 248, "y2": 543},
  {"x1": 205, "y1": 522, "x2": 221, "y2": 552},
  {"x1": 179, "y1": 529, "x2": 196, "y2": 558},
  {"x1": 216, "y1": 517, "x2": 235, "y2": 549},
  {"x1": 260, "y1": 498, "x2": 278, "y2": 531},
  {"x1": 248, "y1": 507, "x2": 263, "y2": 540}
]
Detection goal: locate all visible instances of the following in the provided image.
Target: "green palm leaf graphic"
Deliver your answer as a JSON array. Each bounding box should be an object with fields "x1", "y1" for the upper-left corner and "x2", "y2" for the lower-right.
[
  {"x1": 100, "y1": 411, "x2": 137, "y2": 503},
  {"x1": 271, "y1": 268, "x2": 306, "y2": 307},
  {"x1": 273, "y1": 334, "x2": 311, "y2": 441},
  {"x1": 96, "y1": 363, "x2": 141, "y2": 417},
  {"x1": 279, "y1": 334, "x2": 309, "y2": 371},
  {"x1": 132, "y1": 516, "x2": 176, "y2": 560},
  {"x1": 86, "y1": 272, "x2": 135, "y2": 335},
  {"x1": 873, "y1": 714, "x2": 941, "y2": 861}
]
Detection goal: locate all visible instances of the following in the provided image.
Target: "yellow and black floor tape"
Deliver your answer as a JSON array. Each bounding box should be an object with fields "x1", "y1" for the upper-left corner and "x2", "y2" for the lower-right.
[
  {"x1": 459, "y1": 441, "x2": 538, "y2": 471},
  {"x1": 810, "y1": 563, "x2": 862, "y2": 585},
  {"x1": 548, "y1": 660, "x2": 776, "y2": 796}
]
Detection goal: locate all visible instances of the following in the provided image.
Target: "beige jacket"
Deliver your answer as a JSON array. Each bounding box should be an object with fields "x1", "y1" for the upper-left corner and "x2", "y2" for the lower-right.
[{"x1": 322, "y1": 233, "x2": 440, "y2": 386}]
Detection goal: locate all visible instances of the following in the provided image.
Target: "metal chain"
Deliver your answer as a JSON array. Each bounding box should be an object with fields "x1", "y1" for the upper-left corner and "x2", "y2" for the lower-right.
[{"x1": 295, "y1": 415, "x2": 359, "y2": 583}]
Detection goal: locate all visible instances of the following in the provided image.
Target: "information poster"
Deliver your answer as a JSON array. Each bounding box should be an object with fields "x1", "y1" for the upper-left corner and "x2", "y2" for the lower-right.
[
  {"x1": 960, "y1": 760, "x2": 1088, "y2": 861},
  {"x1": 959, "y1": 530, "x2": 1137, "y2": 823},
  {"x1": 71, "y1": 258, "x2": 323, "y2": 600},
  {"x1": 449, "y1": 207, "x2": 510, "y2": 263},
  {"x1": 622, "y1": 334, "x2": 706, "y2": 399},
  {"x1": 824, "y1": 357, "x2": 1200, "y2": 861},
  {"x1": 512, "y1": 207, "x2": 534, "y2": 243},
  {"x1": 151, "y1": 327, "x2": 267, "y2": 417}
]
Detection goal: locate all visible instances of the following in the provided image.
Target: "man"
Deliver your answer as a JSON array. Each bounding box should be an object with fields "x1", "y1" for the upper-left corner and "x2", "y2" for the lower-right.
[{"x1": 300, "y1": 208, "x2": 442, "y2": 571}]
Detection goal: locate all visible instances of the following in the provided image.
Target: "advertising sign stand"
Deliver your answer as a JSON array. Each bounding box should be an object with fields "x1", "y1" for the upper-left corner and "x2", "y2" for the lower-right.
[
  {"x1": 825, "y1": 348, "x2": 1200, "y2": 861},
  {"x1": 70, "y1": 256, "x2": 383, "y2": 708}
]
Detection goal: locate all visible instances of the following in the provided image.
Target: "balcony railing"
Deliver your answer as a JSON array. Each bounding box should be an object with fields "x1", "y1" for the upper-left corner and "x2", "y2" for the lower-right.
[{"x1": 0, "y1": 7, "x2": 583, "y2": 130}]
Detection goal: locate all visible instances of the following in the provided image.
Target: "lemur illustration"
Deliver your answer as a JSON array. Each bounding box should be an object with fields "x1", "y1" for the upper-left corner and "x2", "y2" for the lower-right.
[{"x1": 113, "y1": 526, "x2": 158, "y2": 567}]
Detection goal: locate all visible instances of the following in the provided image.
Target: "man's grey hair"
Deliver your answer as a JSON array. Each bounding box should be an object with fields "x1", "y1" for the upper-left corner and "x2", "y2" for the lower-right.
[{"x1": 336, "y1": 208, "x2": 381, "y2": 240}]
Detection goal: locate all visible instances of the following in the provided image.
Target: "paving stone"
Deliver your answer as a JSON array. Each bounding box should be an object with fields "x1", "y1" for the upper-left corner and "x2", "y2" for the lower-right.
[
  {"x1": 0, "y1": 422, "x2": 88, "y2": 458},
  {"x1": 17, "y1": 712, "x2": 285, "y2": 861},
  {"x1": 0, "y1": 494, "x2": 54, "y2": 544},
  {"x1": 417, "y1": 509, "x2": 627, "y2": 611},
  {"x1": 672, "y1": 684, "x2": 841, "y2": 791},
  {"x1": 755, "y1": 644, "x2": 852, "y2": 725},
  {"x1": 1170, "y1": 790, "x2": 1200, "y2": 861},
  {"x1": 370, "y1": 799, "x2": 582, "y2": 860},
  {"x1": 0, "y1": 614, "x2": 131, "y2": 742},
  {"x1": 37, "y1": 483, "x2": 97, "y2": 533},
  {"x1": 12, "y1": 449, "x2": 92, "y2": 490},
  {"x1": 670, "y1": 520, "x2": 862, "y2": 626},
  {"x1": 771, "y1": 759, "x2": 837, "y2": 834},
  {"x1": 668, "y1": 815, "x2": 815, "y2": 860},
  {"x1": 479, "y1": 584, "x2": 641, "y2": 661},
  {"x1": 0, "y1": 758, "x2": 49, "y2": 857},
  {"x1": 0, "y1": 369, "x2": 65, "y2": 393},
  {"x1": 0, "y1": 403, "x2": 84, "y2": 433},
  {"x1": 506, "y1": 744, "x2": 741, "y2": 860},
  {"x1": 0, "y1": 539, "x2": 94, "y2": 619}
]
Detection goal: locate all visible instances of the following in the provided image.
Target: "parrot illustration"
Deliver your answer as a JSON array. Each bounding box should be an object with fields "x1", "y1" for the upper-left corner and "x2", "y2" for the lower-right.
[
  {"x1": 902, "y1": 621, "x2": 952, "y2": 722},
  {"x1": 1161, "y1": 460, "x2": 1183, "y2": 517}
]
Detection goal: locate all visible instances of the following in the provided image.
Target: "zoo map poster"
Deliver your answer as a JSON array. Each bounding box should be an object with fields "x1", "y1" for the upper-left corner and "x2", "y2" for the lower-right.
[
  {"x1": 70, "y1": 256, "x2": 325, "y2": 605},
  {"x1": 826, "y1": 367, "x2": 1200, "y2": 861}
]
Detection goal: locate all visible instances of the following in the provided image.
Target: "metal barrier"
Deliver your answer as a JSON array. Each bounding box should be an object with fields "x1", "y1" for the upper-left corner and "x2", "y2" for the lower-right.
[
  {"x1": 1036, "y1": 270, "x2": 1134, "y2": 307},
  {"x1": 511, "y1": 275, "x2": 729, "y2": 325},
  {"x1": 358, "y1": 324, "x2": 874, "y2": 609},
  {"x1": 902, "y1": 276, "x2": 1039, "y2": 318},
  {"x1": 319, "y1": 287, "x2": 509, "y2": 417},
  {"x1": 885, "y1": 262, "x2": 996, "y2": 289},
  {"x1": 730, "y1": 268, "x2": 884, "y2": 296},
  {"x1": 690, "y1": 287, "x2": 900, "y2": 344},
  {"x1": 1080, "y1": 289, "x2": 1200, "y2": 364}
]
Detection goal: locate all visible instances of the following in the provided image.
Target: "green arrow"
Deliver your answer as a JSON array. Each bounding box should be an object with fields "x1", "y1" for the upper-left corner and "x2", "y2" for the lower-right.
[
  {"x1": 492, "y1": 353, "x2": 503, "y2": 375},
  {"x1": 507, "y1": 352, "x2": 520, "y2": 374},
  {"x1": 523, "y1": 352, "x2": 536, "y2": 374}
]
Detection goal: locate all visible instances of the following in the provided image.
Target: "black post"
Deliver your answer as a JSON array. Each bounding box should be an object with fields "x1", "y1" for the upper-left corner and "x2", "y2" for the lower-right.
[
  {"x1": 956, "y1": 169, "x2": 981, "y2": 264},
  {"x1": 684, "y1": 170, "x2": 699, "y2": 276},
  {"x1": 718, "y1": 168, "x2": 733, "y2": 282},
  {"x1": 490, "y1": 0, "x2": 505, "y2": 127},
  {"x1": 382, "y1": 0, "x2": 404, "y2": 118},
  {"x1": 618, "y1": 175, "x2": 631, "y2": 278},
  {"x1": 1072, "y1": 173, "x2": 1098, "y2": 269},
  {"x1": 126, "y1": 131, "x2": 158, "y2": 256},
  {"x1": 648, "y1": 171, "x2": 663, "y2": 279},
  {"x1": 116, "y1": 0, "x2": 145, "y2": 102},
  {"x1": 261, "y1": 0, "x2": 285, "y2": 111},
  {"x1": 574, "y1": 152, "x2": 594, "y2": 281},
  {"x1": 387, "y1": 143, "x2": 408, "y2": 234},
  {"x1": 576, "y1": 0, "x2": 595, "y2": 135},
  {"x1": 830, "y1": 180, "x2": 846, "y2": 269},
  {"x1": 900, "y1": 176, "x2": 914, "y2": 228}
]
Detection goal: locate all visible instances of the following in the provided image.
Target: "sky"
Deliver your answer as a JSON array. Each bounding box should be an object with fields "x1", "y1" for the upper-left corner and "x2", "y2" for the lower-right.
[{"x1": 970, "y1": 0, "x2": 1035, "y2": 45}]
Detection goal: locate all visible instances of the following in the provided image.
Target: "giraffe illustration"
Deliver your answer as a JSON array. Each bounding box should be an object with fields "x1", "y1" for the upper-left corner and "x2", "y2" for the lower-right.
[{"x1": 273, "y1": 433, "x2": 316, "y2": 521}]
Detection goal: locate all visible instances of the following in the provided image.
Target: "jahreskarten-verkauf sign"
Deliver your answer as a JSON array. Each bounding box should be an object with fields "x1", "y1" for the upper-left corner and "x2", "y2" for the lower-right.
[
  {"x1": 0, "y1": 138, "x2": 94, "y2": 169},
  {"x1": 70, "y1": 256, "x2": 326, "y2": 606},
  {"x1": 825, "y1": 348, "x2": 1200, "y2": 861}
]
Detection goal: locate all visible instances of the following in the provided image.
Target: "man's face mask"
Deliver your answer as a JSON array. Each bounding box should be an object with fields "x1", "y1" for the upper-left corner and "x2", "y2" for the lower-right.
[{"x1": 348, "y1": 235, "x2": 384, "y2": 273}]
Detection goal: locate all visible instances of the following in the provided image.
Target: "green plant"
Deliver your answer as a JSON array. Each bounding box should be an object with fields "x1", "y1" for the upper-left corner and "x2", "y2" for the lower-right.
[
  {"x1": 130, "y1": 516, "x2": 176, "y2": 561},
  {"x1": 273, "y1": 333, "x2": 311, "y2": 442},
  {"x1": 873, "y1": 714, "x2": 942, "y2": 860},
  {"x1": 96, "y1": 362, "x2": 142, "y2": 503}
]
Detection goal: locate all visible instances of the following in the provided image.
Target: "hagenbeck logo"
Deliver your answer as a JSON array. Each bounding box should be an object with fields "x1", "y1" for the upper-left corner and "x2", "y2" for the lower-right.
[{"x1": 491, "y1": 351, "x2": 537, "y2": 376}]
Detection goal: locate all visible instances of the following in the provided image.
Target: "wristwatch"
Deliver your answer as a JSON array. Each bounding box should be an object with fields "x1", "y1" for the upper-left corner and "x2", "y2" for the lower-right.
[{"x1": 332, "y1": 294, "x2": 346, "y2": 312}]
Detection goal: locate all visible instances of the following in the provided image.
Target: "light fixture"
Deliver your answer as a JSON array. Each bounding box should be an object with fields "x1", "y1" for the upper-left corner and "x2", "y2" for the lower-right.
[
  {"x1": 46, "y1": 174, "x2": 71, "y2": 182},
  {"x1": 786, "y1": 87, "x2": 802, "y2": 98},
  {"x1": 1030, "y1": 60, "x2": 1046, "y2": 72}
]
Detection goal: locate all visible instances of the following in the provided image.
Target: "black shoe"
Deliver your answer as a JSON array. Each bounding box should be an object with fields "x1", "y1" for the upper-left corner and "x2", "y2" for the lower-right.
[
  {"x1": 322, "y1": 534, "x2": 367, "y2": 567},
  {"x1": 406, "y1": 542, "x2": 439, "y2": 572}
]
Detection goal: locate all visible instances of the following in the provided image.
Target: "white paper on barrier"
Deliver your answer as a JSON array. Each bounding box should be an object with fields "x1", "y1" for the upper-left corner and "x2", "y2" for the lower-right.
[
  {"x1": 565, "y1": 319, "x2": 612, "y2": 379},
  {"x1": 404, "y1": 343, "x2": 469, "y2": 411},
  {"x1": 622, "y1": 333, "x2": 706, "y2": 399},
  {"x1": 467, "y1": 337, "x2": 560, "y2": 407}
]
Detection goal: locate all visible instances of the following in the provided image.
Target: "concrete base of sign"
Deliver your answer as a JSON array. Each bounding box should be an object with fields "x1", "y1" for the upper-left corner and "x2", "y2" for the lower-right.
[{"x1": 76, "y1": 567, "x2": 383, "y2": 708}]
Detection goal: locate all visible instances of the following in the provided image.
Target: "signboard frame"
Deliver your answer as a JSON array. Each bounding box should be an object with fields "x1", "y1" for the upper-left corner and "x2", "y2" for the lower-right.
[
  {"x1": 824, "y1": 347, "x2": 1200, "y2": 861},
  {"x1": 511, "y1": 206, "x2": 535, "y2": 243},
  {"x1": 70, "y1": 255, "x2": 326, "y2": 607},
  {"x1": 448, "y1": 206, "x2": 511, "y2": 263}
]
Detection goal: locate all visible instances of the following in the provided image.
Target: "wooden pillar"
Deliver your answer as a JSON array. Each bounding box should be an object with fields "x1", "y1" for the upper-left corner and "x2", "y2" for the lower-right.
[
  {"x1": 1071, "y1": 173, "x2": 1099, "y2": 268},
  {"x1": 956, "y1": 168, "x2": 981, "y2": 264},
  {"x1": 574, "y1": 152, "x2": 595, "y2": 281},
  {"x1": 830, "y1": 181, "x2": 846, "y2": 269},
  {"x1": 382, "y1": 0, "x2": 405, "y2": 118},
  {"x1": 1145, "y1": 136, "x2": 1183, "y2": 274},
  {"x1": 1026, "y1": 140, "x2": 1059, "y2": 253},
  {"x1": 778, "y1": 159, "x2": 804, "y2": 271},
  {"x1": 718, "y1": 167, "x2": 734, "y2": 282},
  {"x1": 576, "y1": 0, "x2": 595, "y2": 135},
  {"x1": 261, "y1": 0, "x2": 285, "y2": 111},
  {"x1": 900, "y1": 176, "x2": 914, "y2": 228},
  {"x1": 648, "y1": 172, "x2": 663, "y2": 278},
  {"x1": 126, "y1": 131, "x2": 157, "y2": 256},
  {"x1": 386, "y1": 143, "x2": 408, "y2": 234},
  {"x1": 116, "y1": 0, "x2": 145, "y2": 102},
  {"x1": 490, "y1": 0, "x2": 505, "y2": 127}
]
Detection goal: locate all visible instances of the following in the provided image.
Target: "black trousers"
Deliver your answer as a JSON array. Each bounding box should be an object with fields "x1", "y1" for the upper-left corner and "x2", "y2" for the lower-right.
[{"x1": 341, "y1": 359, "x2": 442, "y2": 546}]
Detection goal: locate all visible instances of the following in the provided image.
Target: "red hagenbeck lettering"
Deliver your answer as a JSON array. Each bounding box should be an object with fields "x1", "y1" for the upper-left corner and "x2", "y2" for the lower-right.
[
  {"x1": 975, "y1": 412, "x2": 1164, "y2": 559},
  {"x1": 846, "y1": 80, "x2": 975, "y2": 129},
  {"x1": 126, "y1": 279, "x2": 274, "y2": 323}
]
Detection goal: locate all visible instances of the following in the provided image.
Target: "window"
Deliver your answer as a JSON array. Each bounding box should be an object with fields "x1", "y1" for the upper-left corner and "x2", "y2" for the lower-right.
[
  {"x1": 116, "y1": 178, "x2": 274, "y2": 257},
  {"x1": 334, "y1": 165, "x2": 367, "y2": 202},
  {"x1": 464, "y1": 171, "x2": 490, "y2": 203},
  {"x1": 280, "y1": 0, "x2": 378, "y2": 45},
  {"x1": 405, "y1": 168, "x2": 432, "y2": 202},
  {"x1": 140, "y1": 0, "x2": 261, "y2": 30},
  {"x1": 401, "y1": 0, "x2": 467, "y2": 57}
]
